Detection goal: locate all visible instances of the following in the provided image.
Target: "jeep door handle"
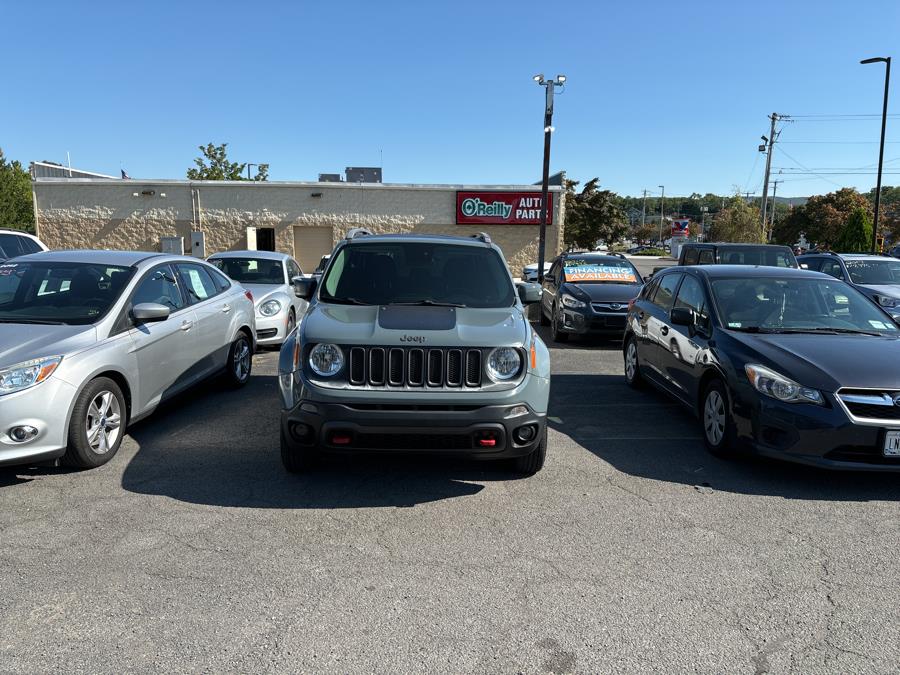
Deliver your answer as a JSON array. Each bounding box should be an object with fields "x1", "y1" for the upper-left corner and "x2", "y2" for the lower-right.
[
  {"x1": 660, "y1": 325, "x2": 669, "y2": 336},
  {"x1": 180, "y1": 320, "x2": 194, "y2": 331},
  {"x1": 221, "y1": 304, "x2": 231, "y2": 313}
]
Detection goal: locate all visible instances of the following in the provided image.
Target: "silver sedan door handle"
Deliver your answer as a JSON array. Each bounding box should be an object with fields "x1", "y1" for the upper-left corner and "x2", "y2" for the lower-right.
[
  {"x1": 180, "y1": 320, "x2": 194, "y2": 331},
  {"x1": 221, "y1": 303, "x2": 231, "y2": 313}
]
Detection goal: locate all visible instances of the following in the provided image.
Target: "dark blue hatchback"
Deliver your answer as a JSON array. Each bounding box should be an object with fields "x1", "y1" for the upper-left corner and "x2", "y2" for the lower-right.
[{"x1": 623, "y1": 265, "x2": 900, "y2": 470}]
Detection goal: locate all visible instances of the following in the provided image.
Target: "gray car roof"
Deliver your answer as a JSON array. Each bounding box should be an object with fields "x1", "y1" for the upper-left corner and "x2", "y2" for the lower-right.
[
  {"x1": 207, "y1": 250, "x2": 291, "y2": 261},
  {"x1": 12, "y1": 250, "x2": 184, "y2": 267},
  {"x1": 341, "y1": 233, "x2": 490, "y2": 246}
]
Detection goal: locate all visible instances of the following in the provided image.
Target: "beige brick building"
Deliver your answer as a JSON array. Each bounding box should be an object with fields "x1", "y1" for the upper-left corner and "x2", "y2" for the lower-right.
[{"x1": 32, "y1": 179, "x2": 565, "y2": 274}]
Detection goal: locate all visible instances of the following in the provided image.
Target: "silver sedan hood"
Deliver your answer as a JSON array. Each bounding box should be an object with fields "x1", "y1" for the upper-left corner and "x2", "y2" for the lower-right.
[{"x1": 0, "y1": 323, "x2": 98, "y2": 367}]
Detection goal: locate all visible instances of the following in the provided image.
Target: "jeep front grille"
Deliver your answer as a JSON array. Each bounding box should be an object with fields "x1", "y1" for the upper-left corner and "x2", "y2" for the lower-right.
[{"x1": 347, "y1": 346, "x2": 484, "y2": 388}]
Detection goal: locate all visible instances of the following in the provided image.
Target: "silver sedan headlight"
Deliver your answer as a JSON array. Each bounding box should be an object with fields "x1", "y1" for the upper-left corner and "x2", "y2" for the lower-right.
[
  {"x1": 0, "y1": 356, "x2": 63, "y2": 396},
  {"x1": 259, "y1": 299, "x2": 282, "y2": 317}
]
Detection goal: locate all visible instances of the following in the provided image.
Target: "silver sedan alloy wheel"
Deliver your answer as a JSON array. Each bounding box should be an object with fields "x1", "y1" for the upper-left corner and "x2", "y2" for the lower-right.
[
  {"x1": 85, "y1": 391, "x2": 122, "y2": 455},
  {"x1": 234, "y1": 337, "x2": 251, "y2": 381},
  {"x1": 704, "y1": 389, "x2": 726, "y2": 446}
]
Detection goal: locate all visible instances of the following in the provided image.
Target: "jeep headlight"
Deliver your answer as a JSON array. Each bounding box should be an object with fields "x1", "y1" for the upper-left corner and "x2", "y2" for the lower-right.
[
  {"x1": 486, "y1": 347, "x2": 522, "y2": 381},
  {"x1": 560, "y1": 293, "x2": 586, "y2": 309},
  {"x1": 259, "y1": 299, "x2": 282, "y2": 317},
  {"x1": 0, "y1": 356, "x2": 62, "y2": 395},
  {"x1": 309, "y1": 343, "x2": 344, "y2": 377},
  {"x1": 745, "y1": 364, "x2": 823, "y2": 405}
]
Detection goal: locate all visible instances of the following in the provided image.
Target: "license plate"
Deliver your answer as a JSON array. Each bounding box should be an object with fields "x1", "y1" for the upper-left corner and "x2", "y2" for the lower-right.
[{"x1": 883, "y1": 430, "x2": 900, "y2": 456}]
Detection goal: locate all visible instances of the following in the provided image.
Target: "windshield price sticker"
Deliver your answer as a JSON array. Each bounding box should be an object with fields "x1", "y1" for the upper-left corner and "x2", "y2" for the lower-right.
[{"x1": 564, "y1": 265, "x2": 636, "y2": 283}]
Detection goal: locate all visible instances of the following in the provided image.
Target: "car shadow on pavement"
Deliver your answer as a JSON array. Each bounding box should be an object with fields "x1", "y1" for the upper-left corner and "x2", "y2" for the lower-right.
[
  {"x1": 530, "y1": 322, "x2": 624, "y2": 351},
  {"x1": 550, "y1": 373, "x2": 900, "y2": 502},
  {"x1": 119, "y1": 372, "x2": 521, "y2": 510}
]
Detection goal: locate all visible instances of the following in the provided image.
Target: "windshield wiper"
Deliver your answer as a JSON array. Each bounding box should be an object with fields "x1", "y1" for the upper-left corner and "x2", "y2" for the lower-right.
[
  {"x1": 321, "y1": 296, "x2": 371, "y2": 305},
  {"x1": 731, "y1": 325, "x2": 885, "y2": 337},
  {"x1": 390, "y1": 300, "x2": 466, "y2": 308},
  {"x1": 0, "y1": 318, "x2": 67, "y2": 325}
]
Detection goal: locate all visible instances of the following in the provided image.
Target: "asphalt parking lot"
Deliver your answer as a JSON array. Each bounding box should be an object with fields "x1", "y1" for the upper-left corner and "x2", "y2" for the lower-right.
[{"x1": 2, "y1": 315, "x2": 899, "y2": 672}]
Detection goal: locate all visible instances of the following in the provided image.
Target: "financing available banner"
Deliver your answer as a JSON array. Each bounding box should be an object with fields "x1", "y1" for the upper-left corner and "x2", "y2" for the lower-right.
[{"x1": 563, "y1": 265, "x2": 637, "y2": 283}]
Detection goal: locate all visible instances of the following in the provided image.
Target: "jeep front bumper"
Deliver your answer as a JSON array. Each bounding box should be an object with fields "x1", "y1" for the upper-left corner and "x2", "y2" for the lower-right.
[{"x1": 281, "y1": 400, "x2": 545, "y2": 458}]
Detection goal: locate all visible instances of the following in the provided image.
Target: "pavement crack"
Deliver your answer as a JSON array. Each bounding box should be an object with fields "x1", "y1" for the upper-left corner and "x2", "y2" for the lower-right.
[{"x1": 604, "y1": 476, "x2": 652, "y2": 504}]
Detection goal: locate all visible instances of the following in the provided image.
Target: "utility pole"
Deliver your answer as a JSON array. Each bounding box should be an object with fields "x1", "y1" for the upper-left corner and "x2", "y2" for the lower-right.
[
  {"x1": 533, "y1": 73, "x2": 566, "y2": 281},
  {"x1": 657, "y1": 185, "x2": 665, "y2": 245},
  {"x1": 641, "y1": 189, "x2": 647, "y2": 229},
  {"x1": 861, "y1": 56, "x2": 892, "y2": 253},
  {"x1": 760, "y1": 112, "x2": 779, "y2": 237},
  {"x1": 768, "y1": 180, "x2": 781, "y2": 240}
]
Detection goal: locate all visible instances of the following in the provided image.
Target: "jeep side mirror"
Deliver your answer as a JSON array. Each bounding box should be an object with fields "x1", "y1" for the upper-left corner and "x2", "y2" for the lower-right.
[
  {"x1": 292, "y1": 276, "x2": 317, "y2": 300},
  {"x1": 516, "y1": 282, "x2": 542, "y2": 304}
]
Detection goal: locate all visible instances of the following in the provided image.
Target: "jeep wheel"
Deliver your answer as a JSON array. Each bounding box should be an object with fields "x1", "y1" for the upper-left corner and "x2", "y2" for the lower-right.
[
  {"x1": 551, "y1": 304, "x2": 569, "y2": 343},
  {"x1": 513, "y1": 425, "x2": 547, "y2": 476},
  {"x1": 280, "y1": 426, "x2": 318, "y2": 473}
]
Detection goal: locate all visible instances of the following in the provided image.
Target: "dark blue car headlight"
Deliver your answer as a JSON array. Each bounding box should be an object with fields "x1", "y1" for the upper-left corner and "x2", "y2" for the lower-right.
[
  {"x1": 874, "y1": 294, "x2": 900, "y2": 308},
  {"x1": 745, "y1": 364, "x2": 824, "y2": 405},
  {"x1": 560, "y1": 293, "x2": 587, "y2": 309}
]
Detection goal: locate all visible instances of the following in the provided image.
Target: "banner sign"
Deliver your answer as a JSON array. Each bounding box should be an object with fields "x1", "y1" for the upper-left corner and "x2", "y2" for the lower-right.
[
  {"x1": 456, "y1": 191, "x2": 553, "y2": 225},
  {"x1": 564, "y1": 265, "x2": 637, "y2": 283},
  {"x1": 671, "y1": 219, "x2": 690, "y2": 237}
]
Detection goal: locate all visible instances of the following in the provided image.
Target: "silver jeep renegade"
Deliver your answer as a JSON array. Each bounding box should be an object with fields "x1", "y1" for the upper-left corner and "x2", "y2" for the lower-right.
[{"x1": 277, "y1": 231, "x2": 551, "y2": 475}]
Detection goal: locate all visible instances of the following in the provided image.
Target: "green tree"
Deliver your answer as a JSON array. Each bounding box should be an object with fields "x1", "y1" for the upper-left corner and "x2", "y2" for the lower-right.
[
  {"x1": 186, "y1": 143, "x2": 269, "y2": 181},
  {"x1": 773, "y1": 188, "x2": 875, "y2": 248},
  {"x1": 834, "y1": 206, "x2": 872, "y2": 252},
  {"x1": 563, "y1": 178, "x2": 627, "y2": 249},
  {"x1": 707, "y1": 194, "x2": 764, "y2": 243},
  {"x1": 0, "y1": 149, "x2": 35, "y2": 232}
]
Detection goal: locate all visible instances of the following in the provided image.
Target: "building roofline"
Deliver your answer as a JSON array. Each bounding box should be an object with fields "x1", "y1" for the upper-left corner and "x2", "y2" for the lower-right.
[
  {"x1": 32, "y1": 177, "x2": 565, "y2": 191},
  {"x1": 30, "y1": 161, "x2": 118, "y2": 179}
]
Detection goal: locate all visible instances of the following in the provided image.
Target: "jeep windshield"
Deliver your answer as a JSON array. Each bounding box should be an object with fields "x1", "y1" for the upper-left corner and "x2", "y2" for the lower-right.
[
  {"x1": 319, "y1": 241, "x2": 516, "y2": 308},
  {"x1": 562, "y1": 256, "x2": 641, "y2": 284}
]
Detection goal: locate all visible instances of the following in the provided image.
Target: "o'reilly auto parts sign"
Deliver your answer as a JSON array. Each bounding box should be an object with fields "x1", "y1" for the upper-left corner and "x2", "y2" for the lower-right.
[{"x1": 456, "y1": 191, "x2": 553, "y2": 225}]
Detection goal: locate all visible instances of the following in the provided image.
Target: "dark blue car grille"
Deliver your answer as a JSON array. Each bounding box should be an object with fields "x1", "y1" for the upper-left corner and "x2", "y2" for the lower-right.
[{"x1": 837, "y1": 389, "x2": 900, "y2": 421}]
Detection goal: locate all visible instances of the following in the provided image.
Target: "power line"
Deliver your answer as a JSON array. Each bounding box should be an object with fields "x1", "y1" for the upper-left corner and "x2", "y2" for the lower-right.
[
  {"x1": 779, "y1": 140, "x2": 900, "y2": 144},
  {"x1": 775, "y1": 146, "x2": 844, "y2": 186}
]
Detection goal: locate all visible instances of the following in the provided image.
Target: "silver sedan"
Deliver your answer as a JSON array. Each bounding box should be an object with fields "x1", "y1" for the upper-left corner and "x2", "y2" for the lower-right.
[
  {"x1": 0, "y1": 250, "x2": 256, "y2": 470},
  {"x1": 207, "y1": 251, "x2": 309, "y2": 346}
]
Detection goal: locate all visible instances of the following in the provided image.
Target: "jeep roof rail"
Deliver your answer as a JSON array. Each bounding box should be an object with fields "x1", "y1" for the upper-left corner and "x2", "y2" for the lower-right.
[
  {"x1": 471, "y1": 232, "x2": 492, "y2": 244},
  {"x1": 345, "y1": 227, "x2": 374, "y2": 240}
]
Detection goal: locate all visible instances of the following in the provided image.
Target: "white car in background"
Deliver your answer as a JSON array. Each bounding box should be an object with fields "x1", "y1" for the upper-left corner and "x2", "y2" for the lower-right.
[
  {"x1": 207, "y1": 251, "x2": 308, "y2": 347},
  {"x1": 521, "y1": 261, "x2": 552, "y2": 282},
  {"x1": 0, "y1": 229, "x2": 48, "y2": 262}
]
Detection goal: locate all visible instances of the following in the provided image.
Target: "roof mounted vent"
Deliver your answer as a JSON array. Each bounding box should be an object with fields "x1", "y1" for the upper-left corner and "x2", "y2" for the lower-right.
[
  {"x1": 345, "y1": 227, "x2": 374, "y2": 240},
  {"x1": 471, "y1": 232, "x2": 492, "y2": 244}
]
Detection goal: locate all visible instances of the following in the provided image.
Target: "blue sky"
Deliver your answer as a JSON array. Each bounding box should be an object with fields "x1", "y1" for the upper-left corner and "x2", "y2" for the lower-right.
[{"x1": 3, "y1": 0, "x2": 898, "y2": 198}]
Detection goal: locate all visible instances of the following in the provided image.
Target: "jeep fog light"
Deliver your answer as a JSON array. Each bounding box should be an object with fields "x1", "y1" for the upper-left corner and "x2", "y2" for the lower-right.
[
  {"x1": 487, "y1": 347, "x2": 522, "y2": 381},
  {"x1": 309, "y1": 343, "x2": 344, "y2": 377}
]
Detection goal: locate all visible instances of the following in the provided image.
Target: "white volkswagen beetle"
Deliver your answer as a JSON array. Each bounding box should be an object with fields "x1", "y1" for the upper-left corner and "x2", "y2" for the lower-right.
[{"x1": 207, "y1": 251, "x2": 308, "y2": 347}]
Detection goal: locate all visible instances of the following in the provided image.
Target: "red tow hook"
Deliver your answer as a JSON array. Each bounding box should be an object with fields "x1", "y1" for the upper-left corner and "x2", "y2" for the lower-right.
[
  {"x1": 331, "y1": 434, "x2": 352, "y2": 445},
  {"x1": 477, "y1": 433, "x2": 497, "y2": 447}
]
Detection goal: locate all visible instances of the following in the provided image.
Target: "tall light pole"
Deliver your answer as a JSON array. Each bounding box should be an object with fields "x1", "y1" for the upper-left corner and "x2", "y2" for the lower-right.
[
  {"x1": 861, "y1": 56, "x2": 891, "y2": 253},
  {"x1": 658, "y1": 185, "x2": 665, "y2": 244},
  {"x1": 246, "y1": 163, "x2": 258, "y2": 180},
  {"x1": 534, "y1": 73, "x2": 566, "y2": 281}
]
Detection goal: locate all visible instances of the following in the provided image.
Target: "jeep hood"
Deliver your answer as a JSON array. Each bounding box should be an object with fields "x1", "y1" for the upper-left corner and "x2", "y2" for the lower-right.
[{"x1": 302, "y1": 304, "x2": 530, "y2": 348}]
